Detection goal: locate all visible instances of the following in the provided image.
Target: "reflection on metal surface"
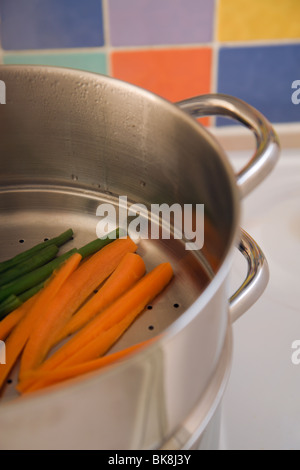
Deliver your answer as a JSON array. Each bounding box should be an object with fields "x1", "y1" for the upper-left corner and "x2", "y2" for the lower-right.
[
  {"x1": 161, "y1": 327, "x2": 232, "y2": 450},
  {"x1": 177, "y1": 93, "x2": 280, "y2": 198},
  {"x1": 229, "y1": 229, "x2": 269, "y2": 323}
]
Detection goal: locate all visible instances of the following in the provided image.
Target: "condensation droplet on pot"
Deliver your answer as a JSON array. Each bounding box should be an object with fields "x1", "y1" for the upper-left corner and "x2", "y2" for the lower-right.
[{"x1": 71, "y1": 174, "x2": 78, "y2": 181}]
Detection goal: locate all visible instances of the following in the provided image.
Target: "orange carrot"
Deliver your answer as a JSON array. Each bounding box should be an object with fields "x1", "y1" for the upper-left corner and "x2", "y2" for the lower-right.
[
  {"x1": 55, "y1": 253, "x2": 146, "y2": 344},
  {"x1": 0, "y1": 253, "x2": 82, "y2": 390},
  {"x1": 17, "y1": 340, "x2": 152, "y2": 395},
  {"x1": 19, "y1": 238, "x2": 137, "y2": 379},
  {"x1": 0, "y1": 295, "x2": 37, "y2": 341},
  {"x1": 56, "y1": 312, "x2": 147, "y2": 368},
  {"x1": 36, "y1": 262, "x2": 173, "y2": 373}
]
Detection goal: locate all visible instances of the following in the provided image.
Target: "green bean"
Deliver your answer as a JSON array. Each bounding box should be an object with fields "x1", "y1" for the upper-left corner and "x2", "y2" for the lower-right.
[
  {"x1": 0, "y1": 228, "x2": 73, "y2": 274},
  {"x1": 0, "y1": 248, "x2": 78, "y2": 303},
  {"x1": 0, "y1": 295, "x2": 22, "y2": 320},
  {"x1": 0, "y1": 228, "x2": 120, "y2": 309},
  {"x1": 77, "y1": 228, "x2": 120, "y2": 259},
  {"x1": 18, "y1": 282, "x2": 45, "y2": 303},
  {"x1": 0, "y1": 245, "x2": 59, "y2": 287},
  {"x1": 0, "y1": 282, "x2": 47, "y2": 321}
]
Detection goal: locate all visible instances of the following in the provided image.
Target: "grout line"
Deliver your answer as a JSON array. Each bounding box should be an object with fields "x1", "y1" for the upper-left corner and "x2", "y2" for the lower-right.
[
  {"x1": 101, "y1": 0, "x2": 111, "y2": 75},
  {"x1": 95, "y1": 37, "x2": 300, "y2": 50},
  {"x1": 210, "y1": 0, "x2": 221, "y2": 127},
  {"x1": 2, "y1": 43, "x2": 213, "y2": 55},
  {"x1": 212, "y1": 0, "x2": 220, "y2": 89},
  {"x1": 217, "y1": 37, "x2": 300, "y2": 48},
  {"x1": 4, "y1": 38, "x2": 300, "y2": 57},
  {"x1": 2, "y1": 47, "x2": 107, "y2": 56}
]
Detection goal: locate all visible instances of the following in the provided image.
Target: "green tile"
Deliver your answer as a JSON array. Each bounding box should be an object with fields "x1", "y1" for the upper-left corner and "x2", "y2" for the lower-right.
[{"x1": 3, "y1": 51, "x2": 107, "y2": 75}]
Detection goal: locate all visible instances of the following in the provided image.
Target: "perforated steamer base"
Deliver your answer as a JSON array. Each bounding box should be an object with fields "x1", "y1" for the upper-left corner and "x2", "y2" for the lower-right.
[{"x1": 0, "y1": 185, "x2": 211, "y2": 403}]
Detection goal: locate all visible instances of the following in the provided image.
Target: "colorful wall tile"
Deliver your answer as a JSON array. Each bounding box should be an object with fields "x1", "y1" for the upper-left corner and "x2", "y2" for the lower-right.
[
  {"x1": 3, "y1": 52, "x2": 107, "y2": 75},
  {"x1": 108, "y1": 0, "x2": 215, "y2": 46},
  {"x1": 217, "y1": 44, "x2": 300, "y2": 125},
  {"x1": 112, "y1": 48, "x2": 212, "y2": 102},
  {"x1": 0, "y1": 0, "x2": 104, "y2": 50},
  {"x1": 0, "y1": 0, "x2": 300, "y2": 128},
  {"x1": 218, "y1": 0, "x2": 300, "y2": 42},
  {"x1": 112, "y1": 47, "x2": 212, "y2": 126}
]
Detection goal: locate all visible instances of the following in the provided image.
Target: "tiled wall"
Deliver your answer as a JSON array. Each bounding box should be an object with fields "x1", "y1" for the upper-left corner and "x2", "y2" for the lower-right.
[{"x1": 1, "y1": 0, "x2": 300, "y2": 127}]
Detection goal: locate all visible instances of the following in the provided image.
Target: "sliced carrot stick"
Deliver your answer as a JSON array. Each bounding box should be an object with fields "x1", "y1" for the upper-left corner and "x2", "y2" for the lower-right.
[
  {"x1": 0, "y1": 295, "x2": 37, "y2": 341},
  {"x1": 0, "y1": 253, "x2": 82, "y2": 390},
  {"x1": 57, "y1": 312, "x2": 147, "y2": 368},
  {"x1": 37, "y1": 262, "x2": 173, "y2": 373},
  {"x1": 17, "y1": 340, "x2": 152, "y2": 395},
  {"x1": 19, "y1": 237, "x2": 138, "y2": 379},
  {"x1": 55, "y1": 253, "x2": 146, "y2": 344}
]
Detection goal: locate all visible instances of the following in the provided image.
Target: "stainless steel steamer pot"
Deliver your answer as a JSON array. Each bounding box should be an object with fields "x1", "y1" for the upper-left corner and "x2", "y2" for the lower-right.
[{"x1": 0, "y1": 66, "x2": 279, "y2": 450}]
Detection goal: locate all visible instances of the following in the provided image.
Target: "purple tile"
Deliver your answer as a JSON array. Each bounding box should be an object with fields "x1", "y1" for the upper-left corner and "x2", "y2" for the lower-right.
[{"x1": 108, "y1": 0, "x2": 215, "y2": 46}]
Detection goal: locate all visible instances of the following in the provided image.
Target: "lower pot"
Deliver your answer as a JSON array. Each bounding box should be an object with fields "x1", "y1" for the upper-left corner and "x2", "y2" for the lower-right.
[
  {"x1": 0, "y1": 230, "x2": 266, "y2": 450},
  {"x1": 161, "y1": 324, "x2": 232, "y2": 450}
]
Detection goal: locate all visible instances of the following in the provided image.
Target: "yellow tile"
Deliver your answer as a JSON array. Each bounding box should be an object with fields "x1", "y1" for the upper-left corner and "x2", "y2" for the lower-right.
[{"x1": 218, "y1": 0, "x2": 300, "y2": 41}]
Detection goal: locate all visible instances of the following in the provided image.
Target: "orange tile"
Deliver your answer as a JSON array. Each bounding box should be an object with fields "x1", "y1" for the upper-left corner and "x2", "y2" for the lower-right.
[{"x1": 111, "y1": 48, "x2": 212, "y2": 126}]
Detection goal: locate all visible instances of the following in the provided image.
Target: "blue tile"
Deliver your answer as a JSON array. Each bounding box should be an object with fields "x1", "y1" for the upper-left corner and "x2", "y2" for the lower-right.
[
  {"x1": 0, "y1": 0, "x2": 104, "y2": 50},
  {"x1": 217, "y1": 44, "x2": 300, "y2": 125}
]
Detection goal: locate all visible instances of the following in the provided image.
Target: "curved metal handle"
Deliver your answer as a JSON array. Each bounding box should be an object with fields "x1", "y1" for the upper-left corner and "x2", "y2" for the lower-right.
[
  {"x1": 176, "y1": 93, "x2": 280, "y2": 198},
  {"x1": 229, "y1": 229, "x2": 269, "y2": 323}
]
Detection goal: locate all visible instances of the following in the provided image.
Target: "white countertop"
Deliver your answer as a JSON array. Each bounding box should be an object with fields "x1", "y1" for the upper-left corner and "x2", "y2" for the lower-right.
[{"x1": 219, "y1": 148, "x2": 300, "y2": 450}]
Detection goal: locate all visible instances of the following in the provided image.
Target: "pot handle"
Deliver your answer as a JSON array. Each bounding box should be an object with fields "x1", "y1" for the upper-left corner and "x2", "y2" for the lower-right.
[
  {"x1": 229, "y1": 229, "x2": 269, "y2": 323},
  {"x1": 176, "y1": 94, "x2": 280, "y2": 198}
]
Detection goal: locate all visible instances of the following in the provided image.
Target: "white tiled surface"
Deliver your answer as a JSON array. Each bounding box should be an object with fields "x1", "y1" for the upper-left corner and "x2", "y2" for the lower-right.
[{"x1": 219, "y1": 148, "x2": 300, "y2": 450}]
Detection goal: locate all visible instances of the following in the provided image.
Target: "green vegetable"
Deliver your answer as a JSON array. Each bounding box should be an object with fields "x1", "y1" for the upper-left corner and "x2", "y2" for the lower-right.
[
  {"x1": 0, "y1": 295, "x2": 23, "y2": 320},
  {"x1": 0, "y1": 248, "x2": 78, "y2": 303},
  {"x1": 0, "y1": 282, "x2": 47, "y2": 320},
  {"x1": 77, "y1": 228, "x2": 120, "y2": 258},
  {"x1": 19, "y1": 282, "x2": 45, "y2": 303},
  {"x1": 0, "y1": 228, "x2": 73, "y2": 274},
  {"x1": 0, "y1": 228, "x2": 120, "y2": 309},
  {"x1": 0, "y1": 245, "x2": 59, "y2": 287}
]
